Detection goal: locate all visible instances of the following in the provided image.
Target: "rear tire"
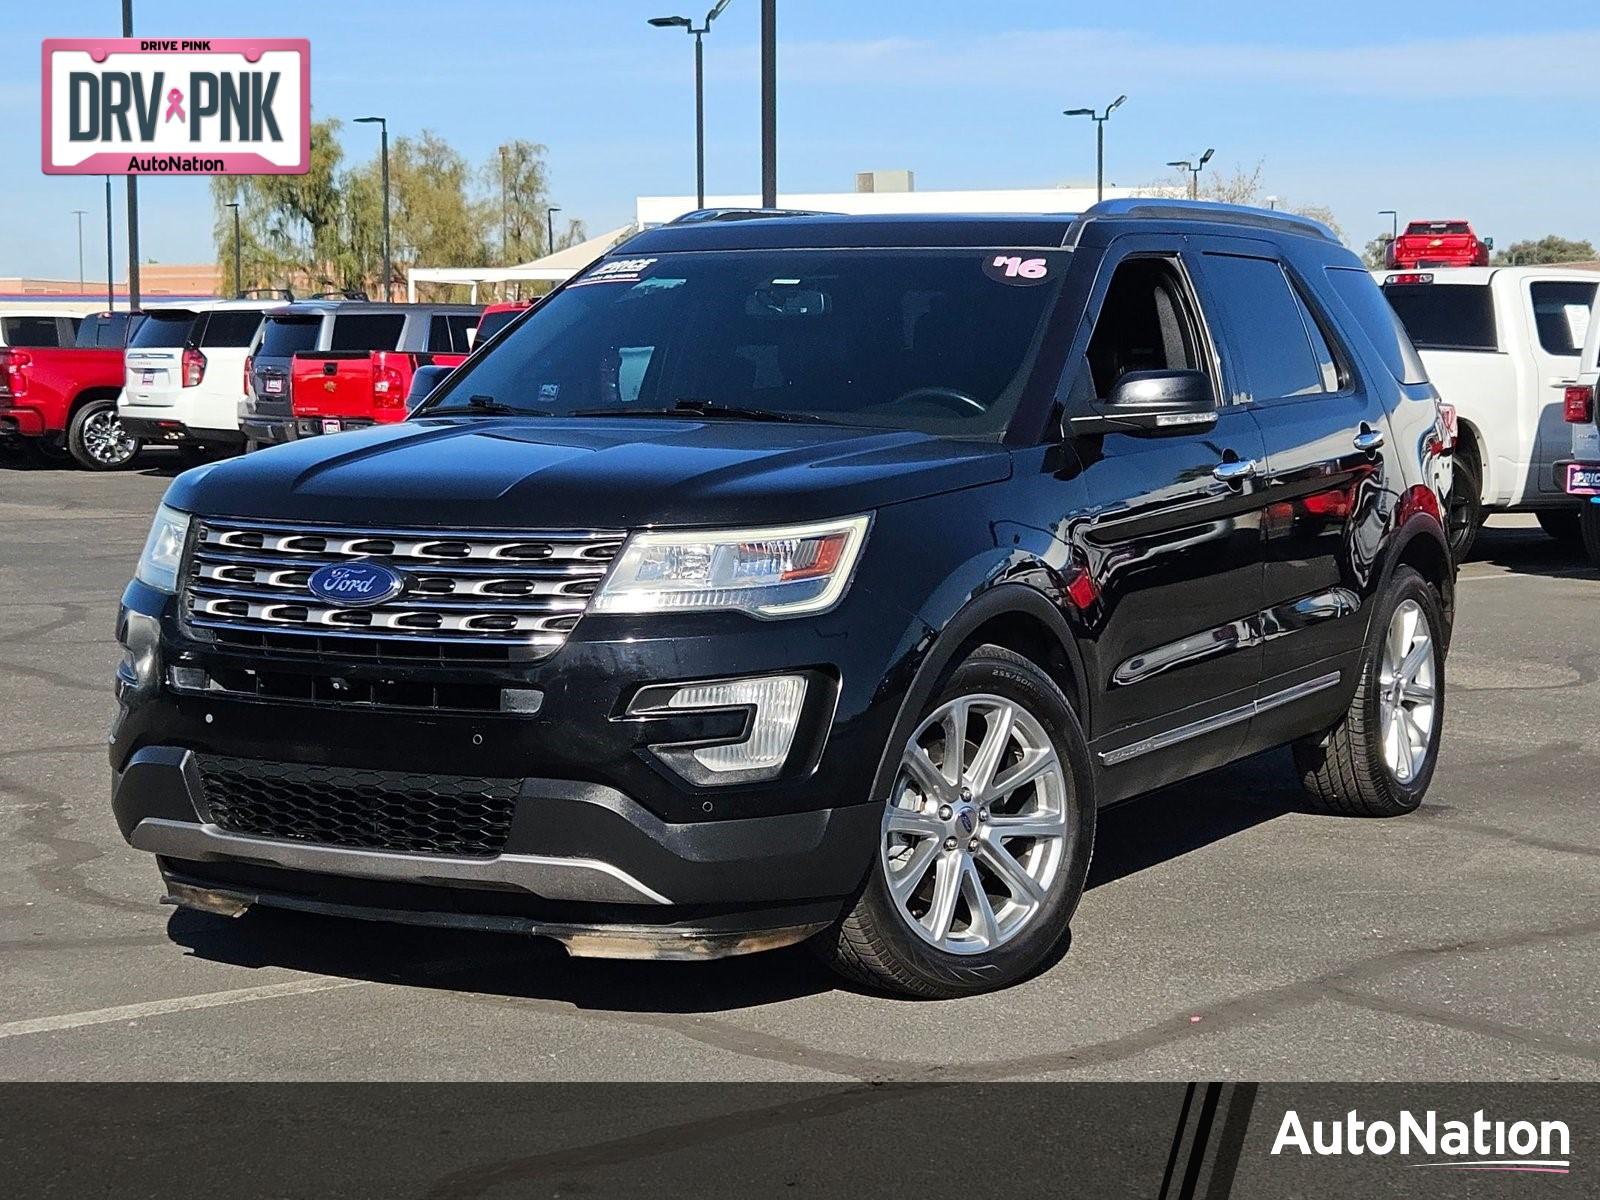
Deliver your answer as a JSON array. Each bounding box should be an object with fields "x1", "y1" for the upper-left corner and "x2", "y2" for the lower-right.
[
  {"x1": 1536, "y1": 510, "x2": 1582, "y2": 547},
  {"x1": 816, "y1": 645, "x2": 1095, "y2": 998},
  {"x1": 67, "y1": 398, "x2": 140, "y2": 471},
  {"x1": 1444, "y1": 449, "x2": 1482, "y2": 563},
  {"x1": 1294, "y1": 567, "x2": 1444, "y2": 817},
  {"x1": 1581, "y1": 505, "x2": 1600, "y2": 569}
]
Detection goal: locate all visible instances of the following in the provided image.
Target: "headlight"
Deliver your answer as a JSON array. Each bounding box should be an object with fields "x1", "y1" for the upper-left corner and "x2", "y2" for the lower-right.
[
  {"x1": 593, "y1": 515, "x2": 871, "y2": 618},
  {"x1": 135, "y1": 504, "x2": 191, "y2": 594}
]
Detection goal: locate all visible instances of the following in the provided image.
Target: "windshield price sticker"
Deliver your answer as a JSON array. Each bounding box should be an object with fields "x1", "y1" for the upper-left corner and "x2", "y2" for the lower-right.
[
  {"x1": 573, "y1": 257, "x2": 658, "y2": 287},
  {"x1": 42, "y1": 38, "x2": 310, "y2": 175},
  {"x1": 983, "y1": 253, "x2": 1052, "y2": 286}
]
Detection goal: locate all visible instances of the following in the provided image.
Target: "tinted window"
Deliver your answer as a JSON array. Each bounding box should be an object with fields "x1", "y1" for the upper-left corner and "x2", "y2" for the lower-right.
[
  {"x1": 425, "y1": 249, "x2": 1068, "y2": 436},
  {"x1": 200, "y1": 310, "x2": 267, "y2": 348},
  {"x1": 1325, "y1": 268, "x2": 1428, "y2": 385},
  {"x1": 474, "y1": 307, "x2": 524, "y2": 342},
  {"x1": 330, "y1": 313, "x2": 406, "y2": 351},
  {"x1": 1382, "y1": 283, "x2": 1496, "y2": 352},
  {"x1": 427, "y1": 312, "x2": 479, "y2": 353},
  {"x1": 1407, "y1": 222, "x2": 1470, "y2": 236},
  {"x1": 73, "y1": 313, "x2": 134, "y2": 347},
  {"x1": 1291, "y1": 286, "x2": 1343, "y2": 392},
  {"x1": 2, "y1": 316, "x2": 65, "y2": 348},
  {"x1": 1201, "y1": 254, "x2": 1325, "y2": 400},
  {"x1": 127, "y1": 310, "x2": 198, "y2": 348},
  {"x1": 258, "y1": 316, "x2": 321, "y2": 357},
  {"x1": 1529, "y1": 281, "x2": 1597, "y2": 357},
  {"x1": 1084, "y1": 257, "x2": 1203, "y2": 398}
]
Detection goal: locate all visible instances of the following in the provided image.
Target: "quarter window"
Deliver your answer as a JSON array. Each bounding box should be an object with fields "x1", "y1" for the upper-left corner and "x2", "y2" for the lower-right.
[
  {"x1": 2, "y1": 316, "x2": 65, "y2": 348},
  {"x1": 200, "y1": 311, "x2": 267, "y2": 348},
  {"x1": 1528, "y1": 281, "x2": 1597, "y2": 357},
  {"x1": 1201, "y1": 254, "x2": 1325, "y2": 400},
  {"x1": 330, "y1": 313, "x2": 406, "y2": 351}
]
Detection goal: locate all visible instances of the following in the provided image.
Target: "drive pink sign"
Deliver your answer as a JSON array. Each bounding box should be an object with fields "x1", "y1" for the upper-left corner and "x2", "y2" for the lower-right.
[{"x1": 42, "y1": 38, "x2": 309, "y2": 175}]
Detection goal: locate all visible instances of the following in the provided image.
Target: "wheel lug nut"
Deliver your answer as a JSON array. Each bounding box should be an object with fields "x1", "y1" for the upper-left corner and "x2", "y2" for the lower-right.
[
  {"x1": 978, "y1": 809, "x2": 989, "y2": 823},
  {"x1": 943, "y1": 836, "x2": 958, "y2": 851},
  {"x1": 967, "y1": 838, "x2": 979, "y2": 851},
  {"x1": 938, "y1": 805, "x2": 953, "y2": 820}
]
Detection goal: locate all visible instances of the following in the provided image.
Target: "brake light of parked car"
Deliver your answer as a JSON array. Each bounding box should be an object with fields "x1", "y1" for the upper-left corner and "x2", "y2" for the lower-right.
[
  {"x1": 1386, "y1": 273, "x2": 1434, "y2": 286},
  {"x1": 1564, "y1": 385, "x2": 1595, "y2": 424},
  {"x1": 0, "y1": 348, "x2": 30, "y2": 398},
  {"x1": 372, "y1": 351, "x2": 407, "y2": 410},
  {"x1": 242, "y1": 355, "x2": 252, "y2": 398},
  {"x1": 182, "y1": 346, "x2": 207, "y2": 388}
]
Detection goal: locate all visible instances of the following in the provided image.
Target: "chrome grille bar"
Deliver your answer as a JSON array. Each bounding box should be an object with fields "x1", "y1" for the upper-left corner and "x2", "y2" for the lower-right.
[{"x1": 183, "y1": 518, "x2": 624, "y2": 655}]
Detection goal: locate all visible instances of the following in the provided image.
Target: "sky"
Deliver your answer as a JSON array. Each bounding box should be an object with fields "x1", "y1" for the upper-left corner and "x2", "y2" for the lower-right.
[{"x1": 6, "y1": 0, "x2": 1599, "y2": 280}]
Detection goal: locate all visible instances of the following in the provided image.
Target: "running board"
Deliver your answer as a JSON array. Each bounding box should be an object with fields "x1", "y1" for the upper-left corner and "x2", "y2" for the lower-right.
[{"x1": 1098, "y1": 671, "x2": 1342, "y2": 767}]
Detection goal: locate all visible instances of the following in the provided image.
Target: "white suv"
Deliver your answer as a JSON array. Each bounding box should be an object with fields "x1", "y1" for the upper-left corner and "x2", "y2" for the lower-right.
[
  {"x1": 119, "y1": 300, "x2": 281, "y2": 458},
  {"x1": 1378, "y1": 266, "x2": 1599, "y2": 560}
]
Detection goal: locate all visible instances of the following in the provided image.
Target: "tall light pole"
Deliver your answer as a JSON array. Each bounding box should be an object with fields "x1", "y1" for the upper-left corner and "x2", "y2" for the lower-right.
[
  {"x1": 760, "y1": 0, "x2": 776, "y2": 207},
  {"x1": 649, "y1": 0, "x2": 734, "y2": 210},
  {"x1": 1062, "y1": 95, "x2": 1126, "y2": 204},
  {"x1": 546, "y1": 205, "x2": 561, "y2": 255},
  {"x1": 103, "y1": 176, "x2": 114, "y2": 309},
  {"x1": 355, "y1": 116, "x2": 391, "y2": 300},
  {"x1": 1379, "y1": 209, "x2": 1398, "y2": 242},
  {"x1": 71, "y1": 210, "x2": 87, "y2": 294},
  {"x1": 500, "y1": 146, "x2": 509, "y2": 265},
  {"x1": 122, "y1": 0, "x2": 140, "y2": 309},
  {"x1": 224, "y1": 201, "x2": 242, "y2": 297},
  {"x1": 1167, "y1": 148, "x2": 1215, "y2": 200}
]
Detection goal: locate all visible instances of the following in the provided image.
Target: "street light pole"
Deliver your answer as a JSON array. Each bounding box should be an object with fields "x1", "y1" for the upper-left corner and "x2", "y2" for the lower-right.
[
  {"x1": 355, "y1": 116, "x2": 391, "y2": 300},
  {"x1": 500, "y1": 146, "x2": 509, "y2": 265},
  {"x1": 1063, "y1": 95, "x2": 1126, "y2": 203},
  {"x1": 649, "y1": 0, "x2": 734, "y2": 210},
  {"x1": 1167, "y1": 148, "x2": 1215, "y2": 200},
  {"x1": 225, "y1": 201, "x2": 242, "y2": 297},
  {"x1": 546, "y1": 206, "x2": 561, "y2": 255},
  {"x1": 71, "y1": 210, "x2": 87, "y2": 294},
  {"x1": 103, "y1": 176, "x2": 114, "y2": 309},
  {"x1": 1379, "y1": 209, "x2": 1398, "y2": 242},
  {"x1": 122, "y1": 0, "x2": 140, "y2": 309},
  {"x1": 760, "y1": 0, "x2": 776, "y2": 207}
]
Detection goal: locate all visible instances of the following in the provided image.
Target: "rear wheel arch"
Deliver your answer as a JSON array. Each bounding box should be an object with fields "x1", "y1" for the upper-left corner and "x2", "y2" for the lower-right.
[{"x1": 66, "y1": 386, "x2": 123, "y2": 428}]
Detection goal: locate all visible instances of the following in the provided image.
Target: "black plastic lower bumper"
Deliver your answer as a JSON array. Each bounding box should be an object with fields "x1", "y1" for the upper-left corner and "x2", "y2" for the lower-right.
[{"x1": 121, "y1": 416, "x2": 245, "y2": 447}]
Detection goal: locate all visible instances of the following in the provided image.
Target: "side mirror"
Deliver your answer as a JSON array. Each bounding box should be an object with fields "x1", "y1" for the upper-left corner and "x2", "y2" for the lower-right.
[
  {"x1": 1067, "y1": 369, "x2": 1218, "y2": 437},
  {"x1": 406, "y1": 364, "x2": 454, "y2": 412}
]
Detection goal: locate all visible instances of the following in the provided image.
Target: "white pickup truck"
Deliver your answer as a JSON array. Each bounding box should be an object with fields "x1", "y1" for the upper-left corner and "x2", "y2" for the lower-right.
[{"x1": 1378, "y1": 266, "x2": 1598, "y2": 560}]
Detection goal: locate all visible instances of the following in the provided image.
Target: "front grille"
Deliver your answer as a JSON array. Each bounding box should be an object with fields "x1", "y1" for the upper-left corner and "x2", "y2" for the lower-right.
[
  {"x1": 183, "y1": 518, "x2": 624, "y2": 659},
  {"x1": 196, "y1": 755, "x2": 520, "y2": 857}
]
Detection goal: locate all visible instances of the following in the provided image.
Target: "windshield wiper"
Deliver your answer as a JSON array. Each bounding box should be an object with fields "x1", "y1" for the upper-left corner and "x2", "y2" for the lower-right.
[
  {"x1": 567, "y1": 399, "x2": 825, "y2": 424},
  {"x1": 440, "y1": 394, "x2": 521, "y2": 416}
]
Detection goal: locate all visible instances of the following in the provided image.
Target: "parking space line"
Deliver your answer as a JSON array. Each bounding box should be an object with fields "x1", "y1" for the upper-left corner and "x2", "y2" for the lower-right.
[{"x1": 0, "y1": 977, "x2": 368, "y2": 1041}]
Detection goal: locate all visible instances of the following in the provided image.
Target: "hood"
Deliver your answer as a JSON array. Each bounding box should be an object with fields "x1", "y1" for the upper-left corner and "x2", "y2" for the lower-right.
[{"x1": 167, "y1": 416, "x2": 1012, "y2": 530}]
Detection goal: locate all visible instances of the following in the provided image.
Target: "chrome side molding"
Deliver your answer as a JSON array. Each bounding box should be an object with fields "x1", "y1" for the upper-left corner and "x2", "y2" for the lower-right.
[{"x1": 1099, "y1": 671, "x2": 1342, "y2": 767}]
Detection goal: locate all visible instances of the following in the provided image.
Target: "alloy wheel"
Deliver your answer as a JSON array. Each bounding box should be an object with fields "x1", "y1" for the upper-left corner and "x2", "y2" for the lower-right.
[
  {"x1": 82, "y1": 408, "x2": 137, "y2": 467},
  {"x1": 1377, "y1": 598, "x2": 1436, "y2": 784},
  {"x1": 880, "y1": 694, "x2": 1070, "y2": 955}
]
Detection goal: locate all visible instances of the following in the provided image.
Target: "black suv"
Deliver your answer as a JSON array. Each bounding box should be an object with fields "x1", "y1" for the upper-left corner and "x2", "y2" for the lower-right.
[{"x1": 113, "y1": 202, "x2": 1454, "y2": 997}]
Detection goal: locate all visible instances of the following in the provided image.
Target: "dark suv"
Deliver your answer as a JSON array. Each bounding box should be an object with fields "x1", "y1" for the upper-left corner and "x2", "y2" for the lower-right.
[{"x1": 112, "y1": 202, "x2": 1454, "y2": 997}]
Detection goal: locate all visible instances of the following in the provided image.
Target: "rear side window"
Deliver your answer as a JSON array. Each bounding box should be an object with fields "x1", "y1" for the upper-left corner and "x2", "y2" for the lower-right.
[
  {"x1": 128, "y1": 311, "x2": 198, "y2": 348},
  {"x1": 258, "y1": 317, "x2": 321, "y2": 357},
  {"x1": 200, "y1": 310, "x2": 267, "y2": 348},
  {"x1": 1381, "y1": 283, "x2": 1496, "y2": 352},
  {"x1": 427, "y1": 313, "x2": 478, "y2": 353},
  {"x1": 73, "y1": 313, "x2": 134, "y2": 347},
  {"x1": 1200, "y1": 253, "x2": 1325, "y2": 400},
  {"x1": 1325, "y1": 268, "x2": 1428, "y2": 385},
  {"x1": 2, "y1": 316, "x2": 65, "y2": 347},
  {"x1": 1529, "y1": 281, "x2": 1597, "y2": 357},
  {"x1": 330, "y1": 313, "x2": 406, "y2": 351}
]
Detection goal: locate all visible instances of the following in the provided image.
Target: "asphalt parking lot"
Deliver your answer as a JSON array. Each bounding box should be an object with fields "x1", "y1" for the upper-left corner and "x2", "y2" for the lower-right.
[{"x1": 1, "y1": 449, "x2": 1596, "y2": 1082}]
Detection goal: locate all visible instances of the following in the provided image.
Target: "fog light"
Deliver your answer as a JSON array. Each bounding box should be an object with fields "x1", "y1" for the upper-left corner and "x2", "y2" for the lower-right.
[
  {"x1": 632, "y1": 674, "x2": 808, "y2": 784},
  {"x1": 116, "y1": 609, "x2": 162, "y2": 703}
]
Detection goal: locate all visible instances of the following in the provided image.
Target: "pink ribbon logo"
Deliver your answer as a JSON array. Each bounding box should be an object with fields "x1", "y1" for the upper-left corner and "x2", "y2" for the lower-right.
[{"x1": 164, "y1": 88, "x2": 185, "y2": 123}]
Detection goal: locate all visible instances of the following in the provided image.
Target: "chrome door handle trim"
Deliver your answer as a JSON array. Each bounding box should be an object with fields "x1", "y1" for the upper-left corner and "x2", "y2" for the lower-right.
[
  {"x1": 1212, "y1": 458, "x2": 1257, "y2": 483},
  {"x1": 1352, "y1": 429, "x2": 1385, "y2": 453}
]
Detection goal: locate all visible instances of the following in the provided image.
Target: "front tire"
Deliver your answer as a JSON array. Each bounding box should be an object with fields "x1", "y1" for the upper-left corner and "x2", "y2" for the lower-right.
[
  {"x1": 1294, "y1": 567, "x2": 1444, "y2": 816},
  {"x1": 817, "y1": 645, "x2": 1095, "y2": 998},
  {"x1": 67, "y1": 399, "x2": 140, "y2": 471}
]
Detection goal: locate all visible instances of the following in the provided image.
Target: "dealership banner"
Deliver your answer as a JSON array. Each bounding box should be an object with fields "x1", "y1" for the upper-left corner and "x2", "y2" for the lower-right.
[{"x1": 41, "y1": 38, "x2": 309, "y2": 175}]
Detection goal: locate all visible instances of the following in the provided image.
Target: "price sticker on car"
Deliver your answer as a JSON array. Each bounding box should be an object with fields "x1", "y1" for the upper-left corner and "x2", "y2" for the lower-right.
[
  {"x1": 321, "y1": 419, "x2": 341, "y2": 434},
  {"x1": 264, "y1": 377, "x2": 283, "y2": 394},
  {"x1": 140, "y1": 370, "x2": 155, "y2": 386}
]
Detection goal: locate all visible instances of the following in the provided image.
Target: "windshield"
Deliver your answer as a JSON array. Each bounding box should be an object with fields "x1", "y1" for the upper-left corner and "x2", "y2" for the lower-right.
[
  {"x1": 128, "y1": 311, "x2": 197, "y2": 349},
  {"x1": 421, "y1": 248, "x2": 1069, "y2": 435}
]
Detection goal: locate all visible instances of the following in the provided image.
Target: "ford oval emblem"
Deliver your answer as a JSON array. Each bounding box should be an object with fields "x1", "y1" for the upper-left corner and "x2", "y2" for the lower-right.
[{"x1": 307, "y1": 562, "x2": 405, "y2": 608}]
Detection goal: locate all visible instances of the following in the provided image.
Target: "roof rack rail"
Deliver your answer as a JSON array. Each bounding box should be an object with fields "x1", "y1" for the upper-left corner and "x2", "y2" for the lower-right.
[
  {"x1": 240, "y1": 287, "x2": 295, "y2": 302},
  {"x1": 1068, "y1": 198, "x2": 1339, "y2": 244},
  {"x1": 667, "y1": 207, "x2": 838, "y2": 225},
  {"x1": 308, "y1": 289, "x2": 370, "y2": 301}
]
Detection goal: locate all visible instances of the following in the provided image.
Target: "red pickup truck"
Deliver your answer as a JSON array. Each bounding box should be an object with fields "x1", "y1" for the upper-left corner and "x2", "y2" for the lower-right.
[
  {"x1": 0, "y1": 311, "x2": 146, "y2": 469},
  {"x1": 243, "y1": 302, "x2": 480, "y2": 445},
  {"x1": 1388, "y1": 220, "x2": 1493, "y2": 269}
]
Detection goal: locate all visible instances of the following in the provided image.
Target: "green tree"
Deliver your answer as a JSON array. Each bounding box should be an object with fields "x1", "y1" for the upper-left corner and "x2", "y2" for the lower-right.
[
  {"x1": 1361, "y1": 236, "x2": 1393, "y2": 269},
  {"x1": 1492, "y1": 236, "x2": 1598, "y2": 266},
  {"x1": 488, "y1": 139, "x2": 587, "y2": 265}
]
